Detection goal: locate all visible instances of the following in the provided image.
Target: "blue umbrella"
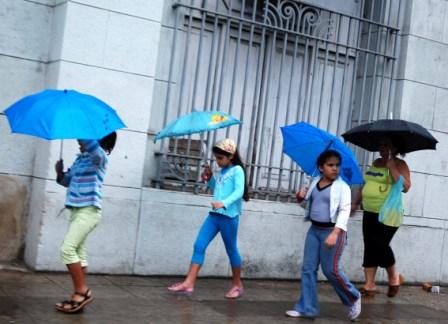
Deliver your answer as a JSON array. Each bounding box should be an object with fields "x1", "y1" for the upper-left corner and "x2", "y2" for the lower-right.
[
  {"x1": 280, "y1": 122, "x2": 363, "y2": 185},
  {"x1": 4, "y1": 89, "x2": 126, "y2": 140},
  {"x1": 154, "y1": 111, "x2": 240, "y2": 142}
]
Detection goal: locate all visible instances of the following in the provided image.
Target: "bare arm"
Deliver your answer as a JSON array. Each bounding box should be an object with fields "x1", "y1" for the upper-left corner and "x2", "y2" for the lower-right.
[
  {"x1": 352, "y1": 188, "x2": 362, "y2": 206},
  {"x1": 295, "y1": 187, "x2": 308, "y2": 203},
  {"x1": 325, "y1": 227, "x2": 342, "y2": 248},
  {"x1": 398, "y1": 160, "x2": 411, "y2": 192},
  {"x1": 350, "y1": 187, "x2": 362, "y2": 215},
  {"x1": 387, "y1": 158, "x2": 411, "y2": 192}
]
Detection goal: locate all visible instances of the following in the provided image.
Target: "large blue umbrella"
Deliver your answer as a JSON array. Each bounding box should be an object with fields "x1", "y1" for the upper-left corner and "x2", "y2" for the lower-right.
[
  {"x1": 281, "y1": 122, "x2": 363, "y2": 185},
  {"x1": 4, "y1": 89, "x2": 126, "y2": 140},
  {"x1": 154, "y1": 111, "x2": 240, "y2": 142}
]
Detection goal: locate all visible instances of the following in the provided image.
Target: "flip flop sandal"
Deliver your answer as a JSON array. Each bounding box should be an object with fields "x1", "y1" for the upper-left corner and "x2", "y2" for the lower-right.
[
  {"x1": 388, "y1": 274, "x2": 404, "y2": 297},
  {"x1": 167, "y1": 283, "x2": 194, "y2": 295},
  {"x1": 55, "y1": 300, "x2": 72, "y2": 310},
  {"x1": 225, "y1": 286, "x2": 244, "y2": 299},
  {"x1": 56, "y1": 289, "x2": 93, "y2": 313},
  {"x1": 359, "y1": 287, "x2": 377, "y2": 297}
]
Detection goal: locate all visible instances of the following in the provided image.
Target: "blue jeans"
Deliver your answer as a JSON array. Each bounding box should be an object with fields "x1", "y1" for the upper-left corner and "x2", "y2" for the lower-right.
[
  {"x1": 191, "y1": 213, "x2": 241, "y2": 267},
  {"x1": 294, "y1": 225, "x2": 360, "y2": 316}
]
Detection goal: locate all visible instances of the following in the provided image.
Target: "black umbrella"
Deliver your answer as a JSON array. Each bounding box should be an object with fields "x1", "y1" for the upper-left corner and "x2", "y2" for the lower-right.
[{"x1": 341, "y1": 119, "x2": 438, "y2": 153}]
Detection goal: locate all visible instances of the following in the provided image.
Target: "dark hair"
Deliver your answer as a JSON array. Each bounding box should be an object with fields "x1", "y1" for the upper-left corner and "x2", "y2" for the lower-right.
[
  {"x1": 212, "y1": 146, "x2": 250, "y2": 201},
  {"x1": 99, "y1": 131, "x2": 117, "y2": 155},
  {"x1": 317, "y1": 150, "x2": 341, "y2": 167},
  {"x1": 389, "y1": 135, "x2": 406, "y2": 157}
]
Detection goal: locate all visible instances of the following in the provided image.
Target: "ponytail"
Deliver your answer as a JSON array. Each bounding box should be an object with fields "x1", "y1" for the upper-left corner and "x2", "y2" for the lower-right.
[{"x1": 230, "y1": 149, "x2": 250, "y2": 202}]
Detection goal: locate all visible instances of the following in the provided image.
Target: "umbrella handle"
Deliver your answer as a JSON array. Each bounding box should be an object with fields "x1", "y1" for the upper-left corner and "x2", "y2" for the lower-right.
[
  {"x1": 303, "y1": 175, "x2": 313, "y2": 188},
  {"x1": 59, "y1": 140, "x2": 64, "y2": 160},
  {"x1": 310, "y1": 166, "x2": 320, "y2": 181}
]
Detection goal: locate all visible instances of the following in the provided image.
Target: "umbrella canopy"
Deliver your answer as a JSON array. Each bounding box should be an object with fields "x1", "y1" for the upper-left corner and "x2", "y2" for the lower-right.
[
  {"x1": 4, "y1": 89, "x2": 126, "y2": 140},
  {"x1": 281, "y1": 122, "x2": 363, "y2": 185},
  {"x1": 341, "y1": 119, "x2": 438, "y2": 153},
  {"x1": 154, "y1": 111, "x2": 240, "y2": 142}
]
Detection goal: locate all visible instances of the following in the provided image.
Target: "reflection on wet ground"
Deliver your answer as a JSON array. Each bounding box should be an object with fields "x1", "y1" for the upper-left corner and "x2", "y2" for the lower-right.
[{"x1": 0, "y1": 271, "x2": 447, "y2": 323}]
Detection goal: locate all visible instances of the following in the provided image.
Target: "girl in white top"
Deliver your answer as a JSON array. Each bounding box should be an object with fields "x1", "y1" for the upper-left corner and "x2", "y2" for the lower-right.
[{"x1": 286, "y1": 150, "x2": 361, "y2": 321}]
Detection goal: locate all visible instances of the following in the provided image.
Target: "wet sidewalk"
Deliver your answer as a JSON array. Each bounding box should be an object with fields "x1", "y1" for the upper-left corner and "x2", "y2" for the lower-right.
[{"x1": 0, "y1": 270, "x2": 447, "y2": 324}]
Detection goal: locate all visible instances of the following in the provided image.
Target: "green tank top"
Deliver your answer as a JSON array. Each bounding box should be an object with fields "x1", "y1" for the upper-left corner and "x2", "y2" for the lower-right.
[{"x1": 362, "y1": 166, "x2": 394, "y2": 213}]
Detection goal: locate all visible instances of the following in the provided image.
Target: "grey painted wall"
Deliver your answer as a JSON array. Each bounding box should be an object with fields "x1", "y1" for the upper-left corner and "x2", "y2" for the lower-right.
[
  {"x1": 0, "y1": 0, "x2": 447, "y2": 284},
  {"x1": 0, "y1": 0, "x2": 55, "y2": 259}
]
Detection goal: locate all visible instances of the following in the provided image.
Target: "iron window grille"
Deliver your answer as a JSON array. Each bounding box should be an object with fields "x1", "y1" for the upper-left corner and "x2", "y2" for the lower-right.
[{"x1": 153, "y1": 0, "x2": 402, "y2": 201}]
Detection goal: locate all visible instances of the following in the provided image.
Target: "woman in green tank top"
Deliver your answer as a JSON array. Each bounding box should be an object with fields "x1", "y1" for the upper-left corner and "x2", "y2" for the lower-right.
[
  {"x1": 352, "y1": 137, "x2": 411, "y2": 298},
  {"x1": 362, "y1": 165, "x2": 394, "y2": 213}
]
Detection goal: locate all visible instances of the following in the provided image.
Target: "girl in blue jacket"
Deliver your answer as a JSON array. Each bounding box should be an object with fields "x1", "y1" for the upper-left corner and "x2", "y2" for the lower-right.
[{"x1": 168, "y1": 138, "x2": 249, "y2": 299}]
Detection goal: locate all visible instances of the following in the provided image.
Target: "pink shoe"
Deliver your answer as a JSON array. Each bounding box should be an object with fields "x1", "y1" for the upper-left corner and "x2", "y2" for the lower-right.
[
  {"x1": 167, "y1": 282, "x2": 194, "y2": 295},
  {"x1": 225, "y1": 286, "x2": 244, "y2": 299}
]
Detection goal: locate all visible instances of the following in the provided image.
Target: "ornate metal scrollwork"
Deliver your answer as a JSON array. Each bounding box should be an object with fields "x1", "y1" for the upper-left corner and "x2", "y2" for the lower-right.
[{"x1": 264, "y1": 0, "x2": 334, "y2": 39}]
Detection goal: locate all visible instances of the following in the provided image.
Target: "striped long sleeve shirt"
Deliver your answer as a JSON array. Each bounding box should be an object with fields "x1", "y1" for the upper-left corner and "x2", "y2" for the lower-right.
[{"x1": 57, "y1": 140, "x2": 108, "y2": 209}]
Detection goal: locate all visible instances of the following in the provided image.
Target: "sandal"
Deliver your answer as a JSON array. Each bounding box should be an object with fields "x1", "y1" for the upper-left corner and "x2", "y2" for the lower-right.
[
  {"x1": 359, "y1": 287, "x2": 377, "y2": 297},
  {"x1": 387, "y1": 274, "x2": 404, "y2": 298},
  {"x1": 55, "y1": 289, "x2": 93, "y2": 313},
  {"x1": 225, "y1": 286, "x2": 244, "y2": 299},
  {"x1": 167, "y1": 282, "x2": 194, "y2": 295},
  {"x1": 54, "y1": 300, "x2": 72, "y2": 310}
]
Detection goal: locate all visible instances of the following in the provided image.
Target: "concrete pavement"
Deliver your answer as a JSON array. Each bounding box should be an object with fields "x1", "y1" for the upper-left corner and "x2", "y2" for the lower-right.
[{"x1": 0, "y1": 270, "x2": 447, "y2": 323}]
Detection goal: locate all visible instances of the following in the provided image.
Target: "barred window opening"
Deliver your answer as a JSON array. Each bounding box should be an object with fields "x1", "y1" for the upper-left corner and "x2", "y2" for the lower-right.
[{"x1": 152, "y1": 0, "x2": 402, "y2": 201}]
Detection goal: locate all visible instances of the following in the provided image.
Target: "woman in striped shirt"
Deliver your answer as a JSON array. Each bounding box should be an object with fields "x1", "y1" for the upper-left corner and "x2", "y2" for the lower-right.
[{"x1": 54, "y1": 132, "x2": 116, "y2": 313}]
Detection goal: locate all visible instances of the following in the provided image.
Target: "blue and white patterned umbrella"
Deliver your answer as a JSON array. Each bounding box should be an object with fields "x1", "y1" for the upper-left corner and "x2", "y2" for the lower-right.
[{"x1": 154, "y1": 111, "x2": 241, "y2": 142}]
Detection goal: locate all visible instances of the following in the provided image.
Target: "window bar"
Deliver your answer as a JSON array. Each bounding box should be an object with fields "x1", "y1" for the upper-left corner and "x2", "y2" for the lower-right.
[
  {"x1": 157, "y1": 5, "x2": 181, "y2": 188},
  {"x1": 356, "y1": 1, "x2": 377, "y2": 174},
  {"x1": 375, "y1": 0, "x2": 393, "y2": 121},
  {"x1": 316, "y1": 12, "x2": 335, "y2": 129},
  {"x1": 190, "y1": 4, "x2": 208, "y2": 193},
  {"x1": 226, "y1": 0, "x2": 244, "y2": 139},
  {"x1": 237, "y1": 0, "x2": 258, "y2": 148},
  {"x1": 356, "y1": 0, "x2": 376, "y2": 127},
  {"x1": 266, "y1": 29, "x2": 289, "y2": 199},
  {"x1": 176, "y1": 1, "x2": 195, "y2": 191},
  {"x1": 212, "y1": 0, "x2": 233, "y2": 150},
  {"x1": 281, "y1": 29, "x2": 302, "y2": 201},
  {"x1": 246, "y1": 0, "x2": 269, "y2": 198},
  {"x1": 254, "y1": 28, "x2": 277, "y2": 200},
  {"x1": 335, "y1": 17, "x2": 353, "y2": 136},
  {"x1": 386, "y1": 0, "x2": 403, "y2": 118},
  {"x1": 367, "y1": 0, "x2": 386, "y2": 123},
  {"x1": 364, "y1": 0, "x2": 388, "y2": 167},
  {"x1": 204, "y1": 0, "x2": 224, "y2": 169},
  {"x1": 345, "y1": 0, "x2": 366, "y2": 169}
]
